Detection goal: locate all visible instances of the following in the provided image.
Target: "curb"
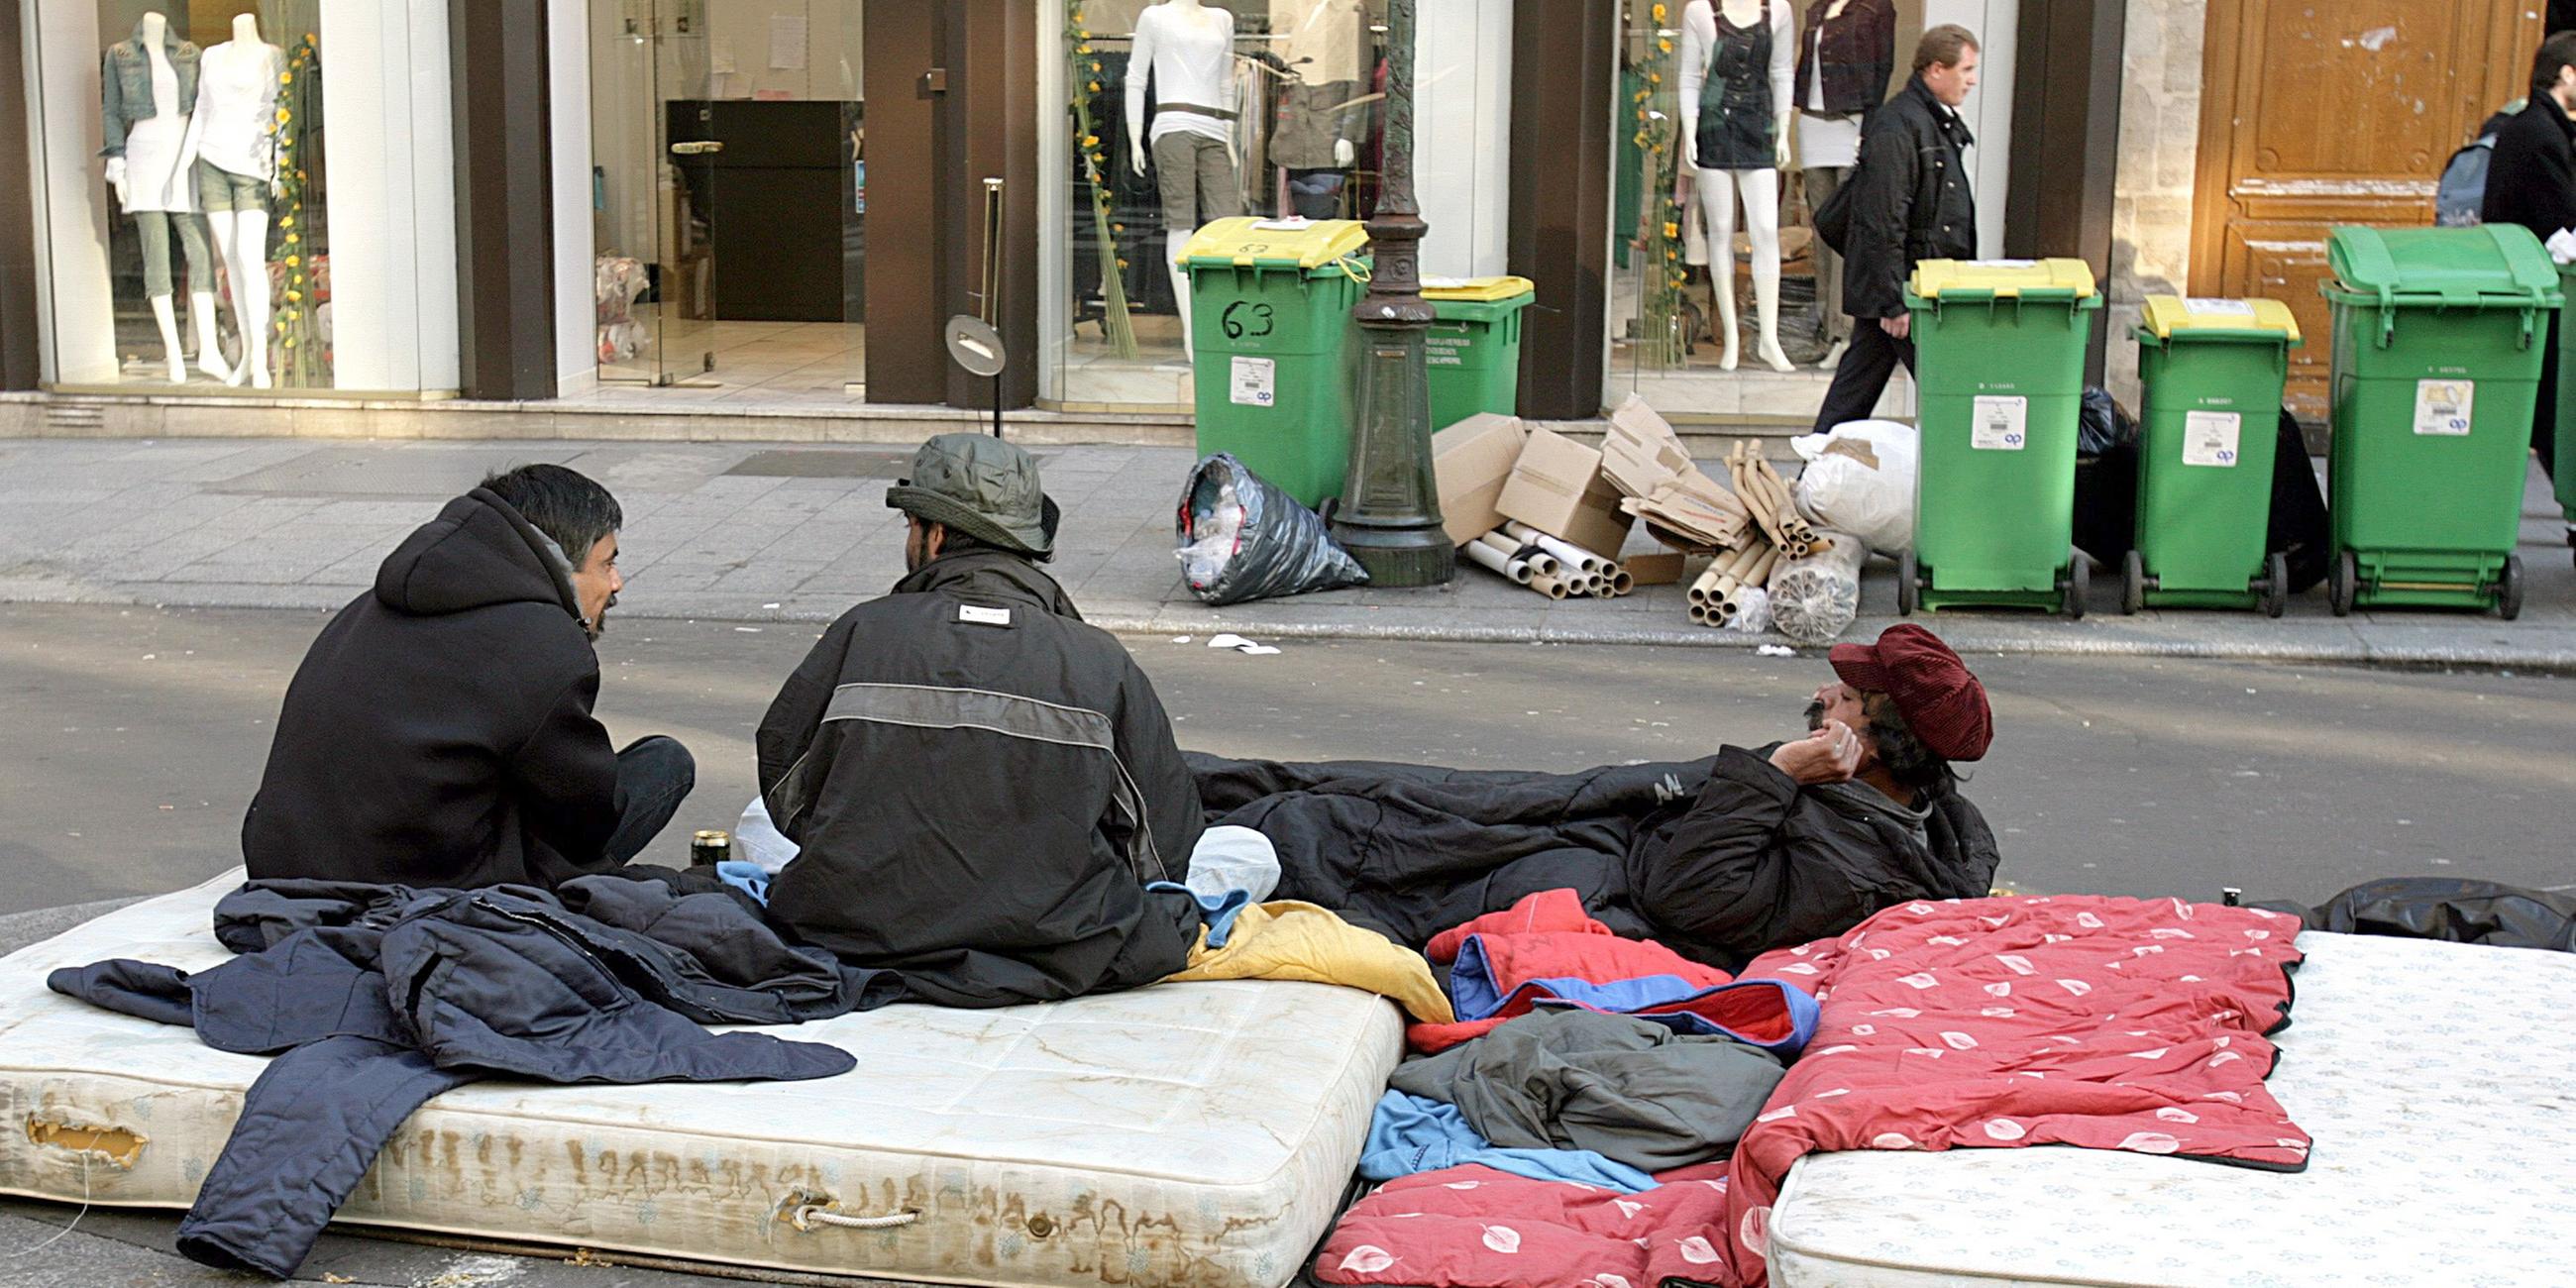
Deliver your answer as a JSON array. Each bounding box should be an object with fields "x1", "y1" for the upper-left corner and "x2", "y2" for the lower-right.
[{"x1": 0, "y1": 896, "x2": 144, "y2": 957}]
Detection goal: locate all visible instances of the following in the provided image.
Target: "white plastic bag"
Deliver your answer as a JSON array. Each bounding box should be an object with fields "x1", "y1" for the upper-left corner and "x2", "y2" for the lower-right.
[
  {"x1": 1770, "y1": 531, "x2": 1870, "y2": 644},
  {"x1": 1790, "y1": 420, "x2": 1918, "y2": 555},
  {"x1": 1724, "y1": 587, "x2": 1772, "y2": 635},
  {"x1": 1186, "y1": 825, "x2": 1281, "y2": 902},
  {"x1": 735, "y1": 796, "x2": 801, "y2": 875}
]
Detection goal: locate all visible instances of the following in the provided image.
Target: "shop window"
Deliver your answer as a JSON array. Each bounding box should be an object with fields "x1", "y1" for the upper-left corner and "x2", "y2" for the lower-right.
[
  {"x1": 29, "y1": 1, "x2": 457, "y2": 393},
  {"x1": 586, "y1": 0, "x2": 867, "y2": 401},
  {"x1": 1606, "y1": 0, "x2": 1932, "y2": 423}
]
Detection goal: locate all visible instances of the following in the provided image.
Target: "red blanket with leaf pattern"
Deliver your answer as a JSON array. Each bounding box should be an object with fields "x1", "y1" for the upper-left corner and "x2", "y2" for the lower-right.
[{"x1": 1719, "y1": 894, "x2": 2309, "y2": 1286}]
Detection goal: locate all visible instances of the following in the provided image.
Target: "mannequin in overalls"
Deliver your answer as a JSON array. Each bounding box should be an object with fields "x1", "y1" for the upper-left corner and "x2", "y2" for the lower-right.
[{"x1": 1680, "y1": 0, "x2": 1796, "y2": 373}]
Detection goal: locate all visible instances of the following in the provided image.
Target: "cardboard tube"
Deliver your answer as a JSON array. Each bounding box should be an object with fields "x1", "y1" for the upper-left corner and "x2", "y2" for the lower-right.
[
  {"x1": 1528, "y1": 572, "x2": 1570, "y2": 600},
  {"x1": 1474, "y1": 531, "x2": 1521, "y2": 556},
  {"x1": 1609, "y1": 570, "x2": 1635, "y2": 594},
  {"x1": 1504, "y1": 521, "x2": 1613, "y2": 574},
  {"x1": 1461, "y1": 538, "x2": 1534, "y2": 584}
]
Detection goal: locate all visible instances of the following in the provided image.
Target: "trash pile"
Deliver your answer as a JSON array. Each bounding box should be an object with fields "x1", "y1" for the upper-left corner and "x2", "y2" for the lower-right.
[{"x1": 1434, "y1": 396, "x2": 1918, "y2": 644}]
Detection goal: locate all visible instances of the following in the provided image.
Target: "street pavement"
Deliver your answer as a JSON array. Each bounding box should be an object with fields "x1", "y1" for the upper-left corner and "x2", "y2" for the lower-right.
[
  {"x1": 1, "y1": 437, "x2": 2572, "y2": 670},
  {"x1": 0, "y1": 602, "x2": 2572, "y2": 1281}
]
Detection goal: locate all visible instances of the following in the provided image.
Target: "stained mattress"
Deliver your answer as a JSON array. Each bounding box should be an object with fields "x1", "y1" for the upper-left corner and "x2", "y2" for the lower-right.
[
  {"x1": 1767, "y1": 929, "x2": 2576, "y2": 1287},
  {"x1": 0, "y1": 871, "x2": 1405, "y2": 1287}
]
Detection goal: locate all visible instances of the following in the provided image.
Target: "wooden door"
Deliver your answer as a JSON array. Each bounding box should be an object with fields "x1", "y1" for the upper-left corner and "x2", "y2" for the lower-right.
[{"x1": 2192, "y1": 1, "x2": 2541, "y2": 420}]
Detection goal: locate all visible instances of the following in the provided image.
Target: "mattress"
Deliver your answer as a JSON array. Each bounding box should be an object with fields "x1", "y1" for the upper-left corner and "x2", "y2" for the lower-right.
[
  {"x1": 0, "y1": 871, "x2": 1405, "y2": 1288},
  {"x1": 1767, "y1": 929, "x2": 2576, "y2": 1288}
]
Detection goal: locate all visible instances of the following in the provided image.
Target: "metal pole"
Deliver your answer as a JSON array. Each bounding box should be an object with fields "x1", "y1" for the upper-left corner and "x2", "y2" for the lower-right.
[{"x1": 1328, "y1": 0, "x2": 1453, "y2": 587}]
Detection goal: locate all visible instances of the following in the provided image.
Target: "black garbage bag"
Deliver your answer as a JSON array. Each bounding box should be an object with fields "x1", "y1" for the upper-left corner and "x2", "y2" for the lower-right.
[
  {"x1": 2267, "y1": 407, "x2": 2330, "y2": 593},
  {"x1": 1175, "y1": 454, "x2": 1369, "y2": 606},
  {"x1": 2300, "y1": 877, "x2": 2576, "y2": 952},
  {"x1": 2078, "y1": 385, "x2": 2138, "y2": 456}
]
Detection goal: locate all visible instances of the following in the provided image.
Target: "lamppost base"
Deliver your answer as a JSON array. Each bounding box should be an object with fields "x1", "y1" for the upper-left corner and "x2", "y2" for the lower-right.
[{"x1": 1330, "y1": 522, "x2": 1456, "y2": 588}]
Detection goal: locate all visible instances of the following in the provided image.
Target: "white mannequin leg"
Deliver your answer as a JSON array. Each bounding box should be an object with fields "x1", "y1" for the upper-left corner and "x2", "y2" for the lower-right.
[
  {"x1": 207, "y1": 210, "x2": 247, "y2": 385},
  {"x1": 222, "y1": 210, "x2": 273, "y2": 388},
  {"x1": 149, "y1": 295, "x2": 186, "y2": 383},
  {"x1": 190, "y1": 292, "x2": 231, "y2": 382},
  {"x1": 1694, "y1": 167, "x2": 1742, "y2": 371},
  {"x1": 1168, "y1": 248, "x2": 1195, "y2": 364},
  {"x1": 1739, "y1": 170, "x2": 1792, "y2": 372}
]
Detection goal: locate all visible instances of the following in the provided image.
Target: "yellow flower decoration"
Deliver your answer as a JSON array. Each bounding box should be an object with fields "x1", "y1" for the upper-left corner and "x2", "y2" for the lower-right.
[
  {"x1": 284, "y1": 338, "x2": 297, "y2": 349},
  {"x1": 1648, "y1": 73, "x2": 1661, "y2": 85},
  {"x1": 286, "y1": 290, "x2": 302, "y2": 303},
  {"x1": 1082, "y1": 134, "x2": 1099, "y2": 147},
  {"x1": 1088, "y1": 80, "x2": 1102, "y2": 92},
  {"x1": 1660, "y1": 39, "x2": 1672, "y2": 54},
  {"x1": 1090, "y1": 60, "x2": 1103, "y2": 73},
  {"x1": 278, "y1": 72, "x2": 290, "y2": 85},
  {"x1": 1663, "y1": 221, "x2": 1679, "y2": 238},
  {"x1": 286, "y1": 256, "x2": 301, "y2": 268},
  {"x1": 1653, "y1": 3, "x2": 1668, "y2": 21},
  {"x1": 276, "y1": 109, "x2": 290, "y2": 124},
  {"x1": 286, "y1": 234, "x2": 300, "y2": 245}
]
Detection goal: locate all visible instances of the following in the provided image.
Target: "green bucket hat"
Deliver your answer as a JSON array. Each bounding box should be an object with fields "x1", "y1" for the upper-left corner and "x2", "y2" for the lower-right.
[{"x1": 885, "y1": 434, "x2": 1059, "y2": 558}]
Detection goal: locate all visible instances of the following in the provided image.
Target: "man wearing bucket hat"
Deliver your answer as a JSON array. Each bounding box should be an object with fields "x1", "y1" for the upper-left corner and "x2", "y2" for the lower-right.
[
  {"x1": 1627, "y1": 623, "x2": 2000, "y2": 962},
  {"x1": 755, "y1": 435, "x2": 1205, "y2": 1008}
]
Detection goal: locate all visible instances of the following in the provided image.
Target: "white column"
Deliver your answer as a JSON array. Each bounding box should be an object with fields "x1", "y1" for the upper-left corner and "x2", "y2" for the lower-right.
[
  {"x1": 319, "y1": 0, "x2": 461, "y2": 392},
  {"x1": 30, "y1": 2, "x2": 116, "y2": 383},
  {"x1": 549, "y1": 0, "x2": 597, "y2": 396},
  {"x1": 1036, "y1": 0, "x2": 1071, "y2": 402},
  {"x1": 1414, "y1": 0, "x2": 1512, "y2": 278},
  {"x1": 1923, "y1": 0, "x2": 2014, "y2": 258},
  {"x1": 409, "y1": 1, "x2": 462, "y2": 393}
]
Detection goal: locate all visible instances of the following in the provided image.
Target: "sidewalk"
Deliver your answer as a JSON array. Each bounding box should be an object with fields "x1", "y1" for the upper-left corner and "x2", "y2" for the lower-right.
[{"x1": 1, "y1": 436, "x2": 2570, "y2": 670}]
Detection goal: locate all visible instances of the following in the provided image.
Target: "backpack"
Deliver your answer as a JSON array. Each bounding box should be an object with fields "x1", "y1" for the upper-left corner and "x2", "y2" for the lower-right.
[{"x1": 2435, "y1": 106, "x2": 2522, "y2": 228}]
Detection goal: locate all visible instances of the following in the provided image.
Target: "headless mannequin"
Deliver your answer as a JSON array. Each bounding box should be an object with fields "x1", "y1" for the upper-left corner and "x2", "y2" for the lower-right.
[
  {"x1": 105, "y1": 13, "x2": 218, "y2": 383},
  {"x1": 1274, "y1": 0, "x2": 1363, "y2": 217},
  {"x1": 179, "y1": 14, "x2": 280, "y2": 387},
  {"x1": 1127, "y1": 0, "x2": 1239, "y2": 360},
  {"x1": 1680, "y1": 0, "x2": 1796, "y2": 373},
  {"x1": 1800, "y1": 0, "x2": 1873, "y2": 370}
]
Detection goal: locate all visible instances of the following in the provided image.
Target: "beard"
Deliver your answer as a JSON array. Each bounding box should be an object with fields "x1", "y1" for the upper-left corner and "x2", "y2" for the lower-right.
[
  {"x1": 1804, "y1": 698, "x2": 1826, "y2": 731},
  {"x1": 586, "y1": 591, "x2": 616, "y2": 641}
]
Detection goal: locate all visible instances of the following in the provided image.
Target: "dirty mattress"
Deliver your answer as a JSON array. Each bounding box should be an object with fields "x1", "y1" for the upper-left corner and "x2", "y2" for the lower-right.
[
  {"x1": 1763, "y1": 930, "x2": 2576, "y2": 1287},
  {"x1": 0, "y1": 871, "x2": 1404, "y2": 1287}
]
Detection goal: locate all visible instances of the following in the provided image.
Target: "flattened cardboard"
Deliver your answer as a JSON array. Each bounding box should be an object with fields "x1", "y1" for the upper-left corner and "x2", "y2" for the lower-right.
[
  {"x1": 1496, "y1": 427, "x2": 1634, "y2": 559},
  {"x1": 1432, "y1": 413, "x2": 1530, "y2": 546},
  {"x1": 1601, "y1": 394, "x2": 1700, "y2": 497},
  {"x1": 1599, "y1": 393, "x2": 1749, "y2": 549},
  {"x1": 1624, "y1": 551, "x2": 1688, "y2": 586}
]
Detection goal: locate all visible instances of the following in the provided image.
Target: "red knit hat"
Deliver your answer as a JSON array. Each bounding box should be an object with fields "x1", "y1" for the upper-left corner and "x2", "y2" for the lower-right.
[{"x1": 1829, "y1": 625, "x2": 1992, "y2": 762}]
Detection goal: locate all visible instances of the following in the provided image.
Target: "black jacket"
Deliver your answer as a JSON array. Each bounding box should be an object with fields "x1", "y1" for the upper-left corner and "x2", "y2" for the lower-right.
[
  {"x1": 1192, "y1": 744, "x2": 2000, "y2": 969},
  {"x1": 242, "y1": 489, "x2": 621, "y2": 890},
  {"x1": 50, "y1": 876, "x2": 886, "y2": 1279},
  {"x1": 1795, "y1": 0, "x2": 1896, "y2": 119},
  {"x1": 757, "y1": 550, "x2": 1204, "y2": 1008},
  {"x1": 2482, "y1": 97, "x2": 2576, "y2": 242},
  {"x1": 1841, "y1": 74, "x2": 1978, "y2": 319}
]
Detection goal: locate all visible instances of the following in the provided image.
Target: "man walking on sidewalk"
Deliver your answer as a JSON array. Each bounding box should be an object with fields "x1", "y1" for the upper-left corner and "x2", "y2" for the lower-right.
[
  {"x1": 1809, "y1": 25, "x2": 1981, "y2": 435},
  {"x1": 243, "y1": 464, "x2": 696, "y2": 890},
  {"x1": 755, "y1": 434, "x2": 1204, "y2": 1009},
  {"x1": 2483, "y1": 30, "x2": 2576, "y2": 535}
]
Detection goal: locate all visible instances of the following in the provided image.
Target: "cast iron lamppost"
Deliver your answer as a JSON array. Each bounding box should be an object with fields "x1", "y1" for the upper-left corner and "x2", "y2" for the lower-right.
[{"x1": 1329, "y1": 0, "x2": 1453, "y2": 588}]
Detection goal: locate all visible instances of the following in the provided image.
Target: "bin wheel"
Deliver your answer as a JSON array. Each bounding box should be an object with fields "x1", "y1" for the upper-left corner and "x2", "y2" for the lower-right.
[
  {"x1": 2262, "y1": 553, "x2": 2290, "y2": 619},
  {"x1": 2062, "y1": 554, "x2": 2089, "y2": 621},
  {"x1": 2328, "y1": 550, "x2": 2357, "y2": 617},
  {"x1": 2499, "y1": 554, "x2": 2525, "y2": 621},
  {"x1": 2120, "y1": 551, "x2": 2145, "y2": 616},
  {"x1": 1897, "y1": 549, "x2": 1919, "y2": 616}
]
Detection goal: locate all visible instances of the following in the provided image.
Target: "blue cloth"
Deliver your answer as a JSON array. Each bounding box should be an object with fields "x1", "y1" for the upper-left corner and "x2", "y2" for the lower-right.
[
  {"x1": 1359, "y1": 1091, "x2": 1657, "y2": 1192},
  {"x1": 1146, "y1": 882, "x2": 1252, "y2": 949},
  {"x1": 715, "y1": 860, "x2": 772, "y2": 907}
]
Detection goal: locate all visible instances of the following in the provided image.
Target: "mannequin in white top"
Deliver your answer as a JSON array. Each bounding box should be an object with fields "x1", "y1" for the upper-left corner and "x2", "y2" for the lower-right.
[
  {"x1": 1679, "y1": 0, "x2": 1796, "y2": 373},
  {"x1": 178, "y1": 14, "x2": 284, "y2": 388},
  {"x1": 104, "y1": 12, "x2": 219, "y2": 384},
  {"x1": 1127, "y1": 0, "x2": 1242, "y2": 360}
]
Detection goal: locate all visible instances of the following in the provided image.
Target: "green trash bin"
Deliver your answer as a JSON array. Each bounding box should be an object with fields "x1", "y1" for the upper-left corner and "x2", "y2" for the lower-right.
[
  {"x1": 2124, "y1": 294, "x2": 2305, "y2": 616},
  {"x1": 2555, "y1": 265, "x2": 2576, "y2": 558},
  {"x1": 2321, "y1": 225, "x2": 2559, "y2": 619},
  {"x1": 1180, "y1": 217, "x2": 1371, "y2": 509},
  {"x1": 1897, "y1": 258, "x2": 2103, "y2": 617},
  {"x1": 1421, "y1": 275, "x2": 1534, "y2": 431}
]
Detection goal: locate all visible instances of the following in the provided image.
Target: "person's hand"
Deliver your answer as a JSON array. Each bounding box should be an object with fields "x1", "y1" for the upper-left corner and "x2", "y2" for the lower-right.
[
  {"x1": 1334, "y1": 138, "x2": 1356, "y2": 166},
  {"x1": 1770, "y1": 720, "x2": 1865, "y2": 785},
  {"x1": 1879, "y1": 314, "x2": 1912, "y2": 341},
  {"x1": 105, "y1": 156, "x2": 128, "y2": 206},
  {"x1": 1775, "y1": 135, "x2": 1793, "y2": 170},
  {"x1": 1129, "y1": 138, "x2": 1148, "y2": 177}
]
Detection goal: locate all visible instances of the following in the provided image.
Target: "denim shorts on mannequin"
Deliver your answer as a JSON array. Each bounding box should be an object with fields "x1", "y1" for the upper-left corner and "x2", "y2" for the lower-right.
[{"x1": 195, "y1": 160, "x2": 268, "y2": 214}]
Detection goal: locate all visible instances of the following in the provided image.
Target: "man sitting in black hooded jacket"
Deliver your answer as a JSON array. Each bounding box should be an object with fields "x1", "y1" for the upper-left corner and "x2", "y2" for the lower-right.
[
  {"x1": 755, "y1": 435, "x2": 1203, "y2": 1009},
  {"x1": 243, "y1": 464, "x2": 696, "y2": 890}
]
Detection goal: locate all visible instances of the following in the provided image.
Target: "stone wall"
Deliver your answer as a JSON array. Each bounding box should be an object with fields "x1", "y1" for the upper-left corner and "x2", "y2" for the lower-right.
[{"x1": 2105, "y1": 0, "x2": 2205, "y2": 409}]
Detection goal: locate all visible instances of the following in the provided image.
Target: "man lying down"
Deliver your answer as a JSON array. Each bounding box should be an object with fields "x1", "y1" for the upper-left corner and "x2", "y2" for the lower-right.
[{"x1": 1190, "y1": 625, "x2": 2002, "y2": 970}]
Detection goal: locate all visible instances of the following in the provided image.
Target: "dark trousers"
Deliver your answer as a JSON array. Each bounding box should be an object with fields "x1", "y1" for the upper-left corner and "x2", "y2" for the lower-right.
[
  {"x1": 605, "y1": 735, "x2": 697, "y2": 865},
  {"x1": 1811, "y1": 319, "x2": 1917, "y2": 434}
]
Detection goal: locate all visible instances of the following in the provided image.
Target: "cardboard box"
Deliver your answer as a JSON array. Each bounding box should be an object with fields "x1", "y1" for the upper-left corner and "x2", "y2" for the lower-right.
[
  {"x1": 1496, "y1": 427, "x2": 1635, "y2": 559},
  {"x1": 1432, "y1": 413, "x2": 1529, "y2": 546},
  {"x1": 1624, "y1": 551, "x2": 1688, "y2": 586}
]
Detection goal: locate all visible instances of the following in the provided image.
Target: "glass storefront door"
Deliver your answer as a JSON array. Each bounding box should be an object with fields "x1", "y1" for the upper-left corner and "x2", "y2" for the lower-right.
[{"x1": 589, "y1": 0, "x2": 865, "y2": 400}]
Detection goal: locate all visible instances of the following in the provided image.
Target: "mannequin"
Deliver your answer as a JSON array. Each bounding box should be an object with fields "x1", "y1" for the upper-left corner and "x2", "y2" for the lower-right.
[
  {"x1": 1273, "y1": 0, "x2": 1365, "y2": 219},
  {"x1": 1127, "y1": 0, "x2": 1242, "y2": 359},
  {"x1": 1795, "y1": 0, "x2": 1894, "y2": 370},
  {"x1": 1680, "y1": 0, "x2": 1796, "y2": 373},
  {"x1": 178, "y1": 14, "x2": 285, "y2": 388},
  {"x1": 101, "y1": 12, "x2": 220, "y2": 383}
]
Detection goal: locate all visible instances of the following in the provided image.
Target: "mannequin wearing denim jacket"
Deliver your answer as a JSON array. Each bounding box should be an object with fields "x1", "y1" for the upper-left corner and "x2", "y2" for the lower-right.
[{"x1": 101, "y1": 13, "x2": 222, "y2": 384}]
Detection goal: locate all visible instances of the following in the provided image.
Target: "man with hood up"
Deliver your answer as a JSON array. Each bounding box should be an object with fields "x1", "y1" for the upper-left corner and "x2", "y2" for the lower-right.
[
  {"x1": 755, "y1": 435, "x2": 1203, "y2": 1009},
  {"x1": 243, "y1": 464, "x2": 695, "y2": 889}
]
